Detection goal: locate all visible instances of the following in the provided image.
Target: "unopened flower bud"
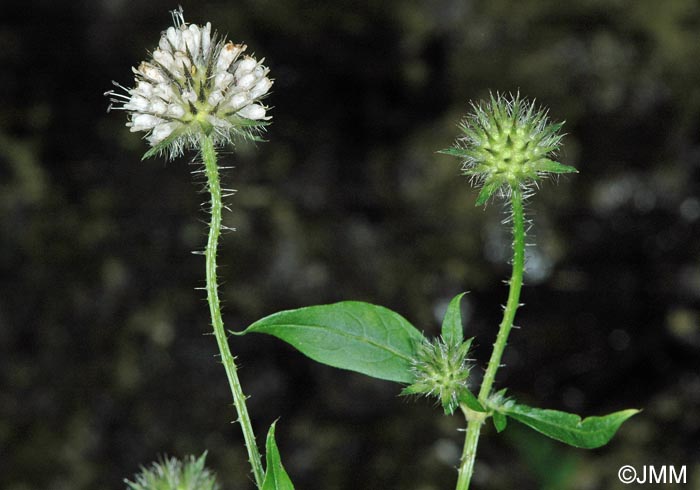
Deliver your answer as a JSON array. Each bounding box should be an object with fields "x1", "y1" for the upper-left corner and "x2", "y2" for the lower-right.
[{"x1": 441, "y1": 92, "x2": 576, "y2": 205}]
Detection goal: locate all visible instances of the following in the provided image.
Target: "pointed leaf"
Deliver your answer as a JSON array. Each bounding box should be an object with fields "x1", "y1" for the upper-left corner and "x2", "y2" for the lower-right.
[
  {"x1": 239, "y1": 302, "x2": 425, "y2": 383},
  {"x1": 458, "y1": 387, "x2": 486, "y2": 413},
  {"x1": 503, "y1": 404, "x2": 639, "y2": 449},
  {"x1": 262, "y1": 422, "x2": 294, "y2": 490},
  {"x1": 493, "y1": 411, "x2": 507, "y2": 432},
  {"x1": 441, "y1": 293, "x2": 467, "y2": 345}
]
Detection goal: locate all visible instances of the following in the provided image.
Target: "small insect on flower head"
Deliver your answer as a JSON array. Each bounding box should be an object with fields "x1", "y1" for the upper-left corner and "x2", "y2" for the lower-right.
[
  {"x1": 441, "y1": 92, "x2": 576, "y2": 205},
  {"x1": 106, "y1": 7, "x2": 272, "y2": 160}
]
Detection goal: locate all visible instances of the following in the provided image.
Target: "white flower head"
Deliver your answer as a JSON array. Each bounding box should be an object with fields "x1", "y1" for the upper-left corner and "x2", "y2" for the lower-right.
[{"x1": 107, "y1": 7, "x2": 272, "y2": 160}]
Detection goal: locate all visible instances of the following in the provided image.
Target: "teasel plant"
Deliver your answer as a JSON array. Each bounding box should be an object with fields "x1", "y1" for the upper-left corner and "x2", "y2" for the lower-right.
[
  {"x1": 107, "y1": 8, "x2": 294, "y2": 490},
  {"x1": 241, "y1": 93, "x2": 639, "y2": 489}
]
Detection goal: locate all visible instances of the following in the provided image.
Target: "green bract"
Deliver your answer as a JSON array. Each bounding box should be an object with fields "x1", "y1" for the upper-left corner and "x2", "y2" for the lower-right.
[
  {"x1": 401, "y1": 337, "x2": 475, "y2": 415},
  {"x1": 125, "y1": 454, "x2": 220, "y2": 490},
  {"x1": 402, "y1": 293, "x2": 482, "y2": 415},
  {"x1": 441, "y1": 93, "x2": 576, "y2": 205}
]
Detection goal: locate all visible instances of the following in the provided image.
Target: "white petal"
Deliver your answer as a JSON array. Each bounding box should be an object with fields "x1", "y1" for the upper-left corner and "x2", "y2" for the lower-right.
[
  {"x1": 158, "y1": 35, "x2": 173, "y2": 53},
  {"x1": 124, "y1": 94, "x2": 149, "y2": 111},
  {"x1": 150, "y1": 99, "x2": 167, "y2": 114},
  {"x1": 166, "y1": 27, "x2": 182, "y2": 50},
  {"x1": 214, "y1": 72, "x2": 234, "y2": 89},
  {"x1": 249, "y1": 77, "x2": 272, "y2": 99},
  {"x1": 154, "y1": 83, "x2": 175, "y2": 100},
  {"x1": 201, "y1": 23, "x2": 212, "y2": 57},
  {"x1": 233, "y1": 57, "x2": 257, "y2": 78},
  {"x1": 174, "y1": 52, "x2": 192, "y2": 72},
  {"x1": 148, "y1": 122, "x2": 178, "y2": 144},
  {"x1": 183, "y1": 25, "x2": 200, "y2": 58},
  {"x1": 216, "y1": 42, "x2": 245, "y2": 71},
  {"x1": 137, "y1": 63, "x2": 166, "y2": 83},
  {"x1": 153, "y1": 49, "x2": 176, "y2": 73},
  {"x1": 130, "y1": 114, "x2": 161, "y2": 131},
  {"x1": 237, "y1": 104, "x2": 266, "y2": 120},
  {"x1": 206, "y1": 114, "x2": 230, "y2": 129},
  {"x1": 182, "y1": 90, "x2": 197, "y2": 104},
  {"x1": 208, "y1": 90, "x2": 224, "y2": 106},
  {"x1": 228, "y1": 93, "x2": 248, "y2": 110},
  {"x1": 167, "y1": 104, "x2": 186, "y2": 118},
  {"x1": 133, "y1": 81, "x2": 153, "y2": 96},
  {"x1": 237, "y1": 73, "x2": 256, "y2": 89}
]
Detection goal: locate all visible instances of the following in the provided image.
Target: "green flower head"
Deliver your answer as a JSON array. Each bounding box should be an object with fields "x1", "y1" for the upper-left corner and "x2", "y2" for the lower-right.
[
  {"x1": 402, "y1": 337, "x2": 474, "y2": 415},
  {"x1": 124, "y1": 454, "x2": 220, "y2": 490},
  {"x1": 442, "y1": 92, "x2": 576, "y2": 205}
]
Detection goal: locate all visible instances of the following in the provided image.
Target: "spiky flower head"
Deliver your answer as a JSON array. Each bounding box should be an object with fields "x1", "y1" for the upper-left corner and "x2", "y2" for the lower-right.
[
  {"x1": 441, "y1": 92, "x2": 576, "y2": 205},
  {"x1": 124, "y1": 454, "x2": 220, "y2": 490},
  {"x1": 402, "y1": 337, "x2": 474, "y2": 415},
  {"x1": 107, "y1": 8, "x2": 272, "y2": 160}
]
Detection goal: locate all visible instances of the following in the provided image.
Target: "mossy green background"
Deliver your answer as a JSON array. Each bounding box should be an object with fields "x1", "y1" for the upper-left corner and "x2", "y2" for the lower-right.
[{"x1": 2, "y1": 1, "x2": 699, "y2": 489}]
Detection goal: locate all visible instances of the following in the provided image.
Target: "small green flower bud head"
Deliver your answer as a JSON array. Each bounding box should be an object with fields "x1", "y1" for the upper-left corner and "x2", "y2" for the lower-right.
[
  {"x1": 106, "y1": 7, "x2": 272, "y2": 160},
  {"x1": 402, "y1": 337, "x2": 474, "y2": 415},
  {"x1": 124, "y1": 454, "x2": 220, "y2": 490},
  {"x1": 441, "y1": 92, "x2": 576, "y2": 205}
]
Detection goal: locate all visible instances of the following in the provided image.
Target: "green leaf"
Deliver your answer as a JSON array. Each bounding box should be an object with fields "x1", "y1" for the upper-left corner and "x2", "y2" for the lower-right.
[
  {"x1": 239, "y1": 302, "x2": 425, "y2": 383},
  {"x1": 441, "y1": 293, "x2": 467, "y2": 345},
  {"x1": 503, "y1": 404, "x2": 640, "y2": 449},
  {"x1": 458, "y1": 386, "x2": 486, "y2": 413},
  {"x1": 493, "y1": 411, "x2": 507, "y2": 432},
  {"x1": 262, "y1": 422, "x2": 294, "y2": 490}
]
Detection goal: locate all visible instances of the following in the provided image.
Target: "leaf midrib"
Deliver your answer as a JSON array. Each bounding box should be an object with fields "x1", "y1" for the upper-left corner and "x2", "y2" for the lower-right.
[{"x1": 255, "y1": 321, "x2": 415, "y2": 363}]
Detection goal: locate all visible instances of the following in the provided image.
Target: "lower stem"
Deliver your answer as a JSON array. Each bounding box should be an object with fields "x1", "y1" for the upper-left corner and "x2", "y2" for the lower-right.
[
  {"x1": 455, "y1": 187, "x2": 526, "y2": 490},
  {"x1": 202, "y1": 134, "x2": 265, "y2": 489},
  {"x1": 455, "y1": 409, "x2": 485, "y2": 490}
]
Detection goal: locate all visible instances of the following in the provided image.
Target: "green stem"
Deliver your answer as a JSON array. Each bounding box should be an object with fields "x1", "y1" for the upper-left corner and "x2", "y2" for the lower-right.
[
  {"x1": 455, "y1": 409, "x2": 485, "y2": 490},
  {"x1": 201, "y1": 134, "x2": 265, "y2": 489},
  {"x1": 478, "y1": 187, "x2": 525, "y2": 400},
  {"x1": 455, "y1": 187, "x2": 526, "y2": 490}
]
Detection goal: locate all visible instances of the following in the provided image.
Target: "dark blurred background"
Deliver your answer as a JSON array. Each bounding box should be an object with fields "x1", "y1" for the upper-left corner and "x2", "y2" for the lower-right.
[{"x1": 2, "y1": 0, "x2": 699, "y2": 489}]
